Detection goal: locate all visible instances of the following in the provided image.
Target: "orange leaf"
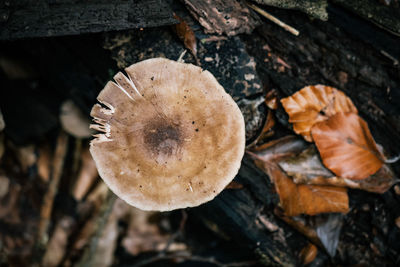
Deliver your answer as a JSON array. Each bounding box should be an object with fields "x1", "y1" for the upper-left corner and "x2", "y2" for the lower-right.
[
  {"x1": 268, "y1": 164, "x2": 348, "y2": 216},
  {"x1": 281, "y1": 85, "x2": 357, "y2": 142},
  {"x1": 248, "y1": 136, "x2": 349, "y2": 216},
  {"x1": 265, "y1": 89, "x2": 278, "y2": 110},
  {"x1": 173, "y1": 14, "x2": 197, "y2": 57},
  {"x1": 299, "y1": 243, "x2": 318, "y2": 265},
  {"x1": 279, "y1": 146, "x2": 398, "y2": 193},
  {"x1": 252, "y1": 157, "x2": 349, "y2": 216},
  {"x1": 311, "y1": 113, "x2": 383, "y2": 180},
  {"x1": 225, "y1": 181, "x2": 244, "y2": 189}
]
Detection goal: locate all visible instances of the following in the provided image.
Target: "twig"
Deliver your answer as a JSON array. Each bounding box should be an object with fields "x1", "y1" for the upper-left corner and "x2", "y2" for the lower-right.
[
  {"x1": 380, "y1": 50, "x2": 399, "y2": 66},
  {"x1": 247, "y1": 3, "x2": 299, "y2": 36},
  {"x1": 76, "y1": 189, "x2": 118, "y2": 267},
  {"x1": 37, "y1": 131, "x2": 69, "y2": 247}
]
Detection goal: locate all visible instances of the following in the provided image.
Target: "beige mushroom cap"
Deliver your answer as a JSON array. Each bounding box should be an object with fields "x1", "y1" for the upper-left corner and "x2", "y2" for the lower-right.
[{"x1": 90, "y1": 58, "x2": 245, "y2": 211}]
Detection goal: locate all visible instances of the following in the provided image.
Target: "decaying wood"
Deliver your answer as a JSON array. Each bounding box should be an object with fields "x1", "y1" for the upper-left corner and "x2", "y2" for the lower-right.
[
  {"x1": 332, "y1": 0, "x2": 400, "y2": 36},
  {"x1": 0, "y1": 0, "x2": 176, "y2": 40},
  {"x1": 254, "y1": 0, "x2": 328, "y2": 20},
  {"x1": 182, "y1": 0, "x2": 261, "y2": 36}
]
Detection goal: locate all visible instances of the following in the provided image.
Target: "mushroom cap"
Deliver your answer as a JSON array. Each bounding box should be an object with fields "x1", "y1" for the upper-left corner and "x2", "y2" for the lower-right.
[{"x1": 90, "y1": 58, "x2": 245, "y2": 211}]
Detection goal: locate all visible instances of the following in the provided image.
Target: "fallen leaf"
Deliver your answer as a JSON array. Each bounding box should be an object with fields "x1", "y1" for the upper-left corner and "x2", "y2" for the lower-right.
[
  {"x1": 299, "y1": 243, "x2": 318, "y2": 265},
  {"x1": 268, "y1": 165, "x2": 348, "y2": 216},
  {"x1": 249, "y1": 136, "x2": 349, "y2": 216},
  {"x1": 225, "y1": 181, "x2": 244, "y2": 189},
  {"x1": 281, "y1": 85, "x2": 357, "y2": 141},
  {"x1": 278, "y1": 146, "x2": 334, "y2": 180},
  {"x1": 238, "y1": 96, "x2": 266, "y2": 142},
  {"x1": 246, "y1": 109, "x2": 275, "y2": 148},
  {"x1": 311, "y1": 113, "x2": 384, "y2": 180},
  {"x1": 274, "y1": 208, "x2": 321, "y2": 246},
  {"x1": 251, "y1": 135, "x2": 308, "y2": 162},
  {"x1": 265, "y1": 89, "x2": 278, "y2": 110},
  {"x1": 276, "y1": 208, "x2": 344, "y2": 257},
  {"x1": 173, "y1": 14, "x2": 197, "y2": 58},
  {"x1": 278, "y1": 146, "x2": 398, "y2": 193}
]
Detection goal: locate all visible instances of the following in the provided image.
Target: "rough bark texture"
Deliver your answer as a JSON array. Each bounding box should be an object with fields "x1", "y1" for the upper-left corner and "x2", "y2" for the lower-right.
[
  {"x1": 182, "y1": 0, "x2": 261, "y2": 36},
  {"x1": 0, "y1": 0, "x2": 176, "y2": 40}
]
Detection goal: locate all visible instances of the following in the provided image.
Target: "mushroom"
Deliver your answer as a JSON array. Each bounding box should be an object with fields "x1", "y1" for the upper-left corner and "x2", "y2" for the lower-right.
[
  {"x1": 90, "y1": 58, "x2": 245, "y2": 211},
  {"x1": 60, "y1": 100, "x2": 93, "y2": 139}
]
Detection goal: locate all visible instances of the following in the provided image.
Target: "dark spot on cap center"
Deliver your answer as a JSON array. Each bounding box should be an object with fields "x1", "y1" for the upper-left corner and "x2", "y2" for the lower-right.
[{"x1": 143, "y1": 119, "x2": 183, "y2": 156}]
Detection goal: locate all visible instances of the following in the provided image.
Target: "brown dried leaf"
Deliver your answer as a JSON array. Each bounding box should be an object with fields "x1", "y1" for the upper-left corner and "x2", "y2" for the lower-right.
[
  {"x1": 279, "y1": 146, "x2": 398, "y2": 194},
  {"x1": 281, "y1": 85, "x2": 357, "y2": 142},
  {"x1": 274, "y1": 208, "x2": 321, "y2": 246},
  {"x1": 249, "y1": 136, "x2": 348, "y2": 216},
  {"x1": 265, "y1": 89, "x2": 278, "y2": 110},
  {"x1": 299, "y1": 243, "x2": 318, "y2": 265},
  {"x1": 251, "y1": 135, "x2": 308, "y2": 162},
  {"x1": 311, "y1": 113, "x2": 384, "y2": 180},
  {"x1": 225, "y1": 181, "x2": 244, "y2": 189},
  {"x1": 275, "y1": 209, "x2": 344, "y2": 257},
  {"x1": 247, "y1": 109, "x2": 275, "y2": 148},
  {"x1": 273, "y1": 165, "x2": 348, "y2": 216},
  {"x1": 173, "y1": 14, "x2": 197, "y2": 57}
]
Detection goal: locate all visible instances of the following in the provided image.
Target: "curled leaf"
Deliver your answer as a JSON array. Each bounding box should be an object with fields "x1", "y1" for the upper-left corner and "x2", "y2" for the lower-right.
[
  {"x1": 281, "y1": 85, "x2": 357, "y2": 141},
  {"x1": 279, "y1": 146, "x2": 398, "y2": 194},
  {"x1": 311, "y1": 113, "x2": 384, "y2": 180},
  {"x1": 274, "y1": 166, "x2": 348, "y2": 216},
  {"x1": 251, "y1": 135, "x2": 308, "y2": 162},
  {"x1": 265, "y1": 89, "x2": 278, "y2": 110},
  {"x1": 225, "y1": 181, "x2": 244, "y2": 189},
  {"x1": 252, "y1": 159, "x2": 349, "y2": 216},
  {"x1": 249, "y1": 136, "x2": 349, "y2": 216},
  {"x1": 173, "y1": 14, "x2": 197, "y2": 58},
  {"x1": 246, "y1": 109, "x2": 275, "y2": 148},
  {"x1": 299, "y1": 243, "x2": 318, "y2": 265}
]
